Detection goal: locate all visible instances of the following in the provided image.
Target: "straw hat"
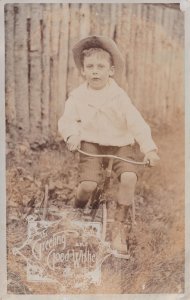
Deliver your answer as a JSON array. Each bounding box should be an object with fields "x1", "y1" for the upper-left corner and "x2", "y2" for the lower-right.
[{"x1": 72, "y1": 35, "x2": 125, "y2": 81}]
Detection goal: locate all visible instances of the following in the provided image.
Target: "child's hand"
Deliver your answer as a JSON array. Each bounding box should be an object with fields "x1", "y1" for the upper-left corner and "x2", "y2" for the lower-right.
[
  {"x1": 67, "y1": 135, "x2": 81, "y2": 152},
  {"x1": 144, "y1": 150, "x2": 160, "y2": 166}
]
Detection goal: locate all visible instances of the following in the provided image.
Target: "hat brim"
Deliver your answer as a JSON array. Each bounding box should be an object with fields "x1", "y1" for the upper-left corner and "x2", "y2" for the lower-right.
[{"x1": 72, "y1": 36, "x2": 124, "y2": 82}]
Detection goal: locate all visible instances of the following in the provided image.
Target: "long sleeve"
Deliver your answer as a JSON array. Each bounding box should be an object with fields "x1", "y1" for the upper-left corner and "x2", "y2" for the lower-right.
[
  {"x1": 58, "y1": 96, "x2": 81, "y2": 142},
  {"x1": 123, "y1": 96, "x2": 157, "y2": 154},
  {"x1": 58, "y1": 80, "x2": 158, "y2": 149}
]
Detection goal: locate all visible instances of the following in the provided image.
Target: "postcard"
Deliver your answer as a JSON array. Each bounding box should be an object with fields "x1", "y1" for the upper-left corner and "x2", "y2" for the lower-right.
[{"x1": 0, "y1": 1, "x2": 189, "y2": 299}]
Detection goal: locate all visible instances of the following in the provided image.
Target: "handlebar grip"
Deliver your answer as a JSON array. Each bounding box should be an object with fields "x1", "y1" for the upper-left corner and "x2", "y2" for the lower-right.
[{"x1": 145, "y1": 159, "x2": 151, "y2": 167}]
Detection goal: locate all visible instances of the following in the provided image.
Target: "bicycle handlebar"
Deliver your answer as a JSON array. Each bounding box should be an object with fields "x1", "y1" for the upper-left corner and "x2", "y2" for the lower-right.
[{"x1": 77, "y1": 148, "x2": 149, "y2": 166}]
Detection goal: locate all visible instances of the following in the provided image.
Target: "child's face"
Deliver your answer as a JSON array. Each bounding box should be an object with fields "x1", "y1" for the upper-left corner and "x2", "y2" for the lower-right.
[{"x1": 81, "y1": 53, "x2": 115, "y2": 90}]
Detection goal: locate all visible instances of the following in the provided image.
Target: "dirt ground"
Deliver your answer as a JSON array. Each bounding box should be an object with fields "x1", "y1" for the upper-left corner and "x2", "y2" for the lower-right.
[{"x1": 6, "y1": 114, "x2": 185, "y2": 295}]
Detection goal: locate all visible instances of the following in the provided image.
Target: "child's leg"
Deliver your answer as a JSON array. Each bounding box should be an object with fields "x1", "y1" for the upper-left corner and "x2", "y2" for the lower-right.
[
  {"x1": 111, "y1": 172, "x2": 137, "y2": 254},
  {"x1": 117, "y1": 172, "x2": 137, "y2": 207},
  {"x1": 75, "y1": 142, "x2": 102, "y2": 208},
  {"x1": 74, "y1": 181, "x2": 97, "y2": 208},
  {"x1": 115, "y1": 172, "x2": 137, "y2": 228}
]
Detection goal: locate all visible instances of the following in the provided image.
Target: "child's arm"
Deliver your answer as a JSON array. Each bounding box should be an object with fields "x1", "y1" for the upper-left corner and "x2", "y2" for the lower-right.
[
  {"x1": 123, "y1": 96, "x2": 160, "y2": 165},
  {"x1": 58, "y1": 97, "x2": 81, "y2": 151},
  {"x1": 143, "y1": 150, "x2": 160, "y2": 166},
  {"x1": 66, "y1": 135, "x2": 81, "y2": 151}
]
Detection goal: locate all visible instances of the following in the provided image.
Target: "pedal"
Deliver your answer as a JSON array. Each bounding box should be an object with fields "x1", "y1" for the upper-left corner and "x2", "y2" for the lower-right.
[
  {"x1": 107, "y1": 218, "x2": 114, "y2": 223},
  {"x1": 83, "y1": 206, "x2": 92, "y2": 216},
  {"x1": 111, "y1": 250, "x2": 130, "y2": 260},
  {"x1": 83, "y1": 215, "x2": 92, "y2": 221}
]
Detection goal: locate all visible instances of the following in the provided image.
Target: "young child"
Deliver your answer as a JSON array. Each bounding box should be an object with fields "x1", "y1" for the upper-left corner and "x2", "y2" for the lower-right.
[{"x1": 58, "y1": 36, "x2": 160, "y2": 255}]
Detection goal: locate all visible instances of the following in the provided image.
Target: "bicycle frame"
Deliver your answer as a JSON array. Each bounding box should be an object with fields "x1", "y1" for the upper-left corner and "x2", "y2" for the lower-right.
[{"x1": 78, "y1": 148, "x2": 147, "y2": 241}]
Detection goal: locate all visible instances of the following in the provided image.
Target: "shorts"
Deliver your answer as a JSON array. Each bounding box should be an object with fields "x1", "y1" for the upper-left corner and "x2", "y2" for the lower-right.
[{"x1": 78, "y1": 141, "x2": 140, "y2": 184}]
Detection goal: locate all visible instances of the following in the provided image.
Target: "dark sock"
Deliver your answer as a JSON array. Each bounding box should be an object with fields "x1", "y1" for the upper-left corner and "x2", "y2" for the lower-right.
[
  {"x1": 115, "y1": 203, "x2": 130, "y2": 222},
  {"x1": 74, "y1": 197, "x2": 88, "y2": 209}
]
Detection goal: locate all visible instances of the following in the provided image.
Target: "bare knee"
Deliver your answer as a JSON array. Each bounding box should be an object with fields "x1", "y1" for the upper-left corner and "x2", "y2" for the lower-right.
[
  {"x1": 79, "y1": 181, "x2": 97, "y2": 194},
  {"x1": 120, "y1": 172, "x2": 137, "y2": 186}
]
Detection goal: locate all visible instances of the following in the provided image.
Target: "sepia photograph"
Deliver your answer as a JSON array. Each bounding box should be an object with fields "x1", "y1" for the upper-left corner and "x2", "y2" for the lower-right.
[{"x1": 2, "y1": 1, "x2": 187, "y2": 297}]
